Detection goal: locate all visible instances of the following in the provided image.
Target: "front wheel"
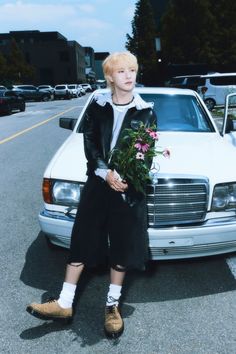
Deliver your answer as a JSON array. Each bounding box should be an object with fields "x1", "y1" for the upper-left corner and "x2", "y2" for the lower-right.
[
  {"x1": 42, "y1": 95, "x2": 50, "y2": 102},
  {"x1": 5, "y1": 104, "x2": 12, "y2": 115},
  {"x1": 20, "y1": 102, "x2": 26, "y2": 112},
  {"x1": 204, "y1": 98, "x2": 215, "y2": 111}
]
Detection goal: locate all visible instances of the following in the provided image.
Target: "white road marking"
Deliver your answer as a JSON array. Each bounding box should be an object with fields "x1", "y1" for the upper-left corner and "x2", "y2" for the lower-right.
[{"x1": 0, "y1": 106, "x2": 77, "y2": 145}]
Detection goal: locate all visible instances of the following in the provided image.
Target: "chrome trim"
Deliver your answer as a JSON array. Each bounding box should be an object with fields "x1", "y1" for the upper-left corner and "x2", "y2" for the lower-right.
[{"x1": 147, "y1": 177, "x2": 209, "y2": 226}]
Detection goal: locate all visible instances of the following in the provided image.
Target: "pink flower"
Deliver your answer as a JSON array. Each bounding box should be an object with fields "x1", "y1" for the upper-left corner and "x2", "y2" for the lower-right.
[
  {"x1": 134, "y1": 142, "x2": 142, "y2": 150},
  {"x1": 135, "y1": 142, "x2": 150, "y2": 152},
  {"x1": 149, "y1": 131, "x2": 159, "y2": 140},
  {"x1": 141, "y1": 143, "x2": 150, "y2": 152},
  {"x1": 162, "y1": 148, "x2": 170, "y2": 158},
  {"x1": 136, "y1": 152, "x2": 145, "y2": 160}
]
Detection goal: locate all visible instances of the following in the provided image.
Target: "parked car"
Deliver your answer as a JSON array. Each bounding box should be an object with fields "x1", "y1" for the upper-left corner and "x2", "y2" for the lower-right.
[
  {"x1": 11, "y1": 85, "x2": 51, "y2": 102},
  {"x1": 54, "y1": 84, "x2": 72, "y2": 100},
  {"x1": 0, "y1": 90, "x2": 25, "y2": 114},
  {"x1": 38, "y1": 85, "x2": 55, "y2": 99},
  {"x1": 67, "y1": 84, "x2": 81, "y2": 98},
  {"x1": 197, "y1": 72, "x2": 236, "y2": 110},
  {"x1": 167, "y1": 75, "x2": 205, "y2": 91},
  {"x1": 80, "y1": 83, "x2": 93, "y2": 92},
  {"x1": 38, "y1": 87, "x2": 236, "y2": 260},
  {"x1": 77, "y1": 84, "x2": 86, "y2": 95},
  {"x1": 0, "y1": 85, "x2": 7, "y2": 91}
]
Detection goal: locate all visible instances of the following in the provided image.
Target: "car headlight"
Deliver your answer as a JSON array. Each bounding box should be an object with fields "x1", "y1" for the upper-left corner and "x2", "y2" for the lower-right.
[
  {"x1": 211, "y1": 183, "x2": 236, "y2": 211},
  {"x1": 52, "y1": 181, "x2": 82, "y2": 206},
  {"x1": 42, "y1": 179, "x2": 83, "y2": 206}
]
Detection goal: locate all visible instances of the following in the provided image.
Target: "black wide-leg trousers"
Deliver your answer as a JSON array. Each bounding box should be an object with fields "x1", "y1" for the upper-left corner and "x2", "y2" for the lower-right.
[{"x1": 68, "y1": 176, "x2": 149, "y2": 270}]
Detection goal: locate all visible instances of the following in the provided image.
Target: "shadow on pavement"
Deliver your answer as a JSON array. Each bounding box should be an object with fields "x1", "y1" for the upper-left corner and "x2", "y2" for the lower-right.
[{"x1": 20, "y1": 232, "x2": 236, "y2": 344}]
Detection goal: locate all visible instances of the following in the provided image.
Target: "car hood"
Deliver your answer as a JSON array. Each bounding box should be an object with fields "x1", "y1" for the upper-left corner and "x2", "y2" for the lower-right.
[
  {"x1": 155, "y1": 132, "x2": 236, "y2": 184},
  {"x1": 45, "y1": 131, "x2": 236, "y2": 185}
]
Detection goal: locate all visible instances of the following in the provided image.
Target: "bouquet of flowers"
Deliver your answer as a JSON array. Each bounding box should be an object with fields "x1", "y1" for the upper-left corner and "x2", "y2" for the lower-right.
[{"x1": 109, "y1": 121, "x2": 170, "y2": 195}]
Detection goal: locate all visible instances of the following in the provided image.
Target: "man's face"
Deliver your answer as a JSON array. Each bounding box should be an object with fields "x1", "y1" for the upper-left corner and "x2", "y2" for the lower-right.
[{"x1": 110, "y1": 64, "x2": 137, "y2": 92}]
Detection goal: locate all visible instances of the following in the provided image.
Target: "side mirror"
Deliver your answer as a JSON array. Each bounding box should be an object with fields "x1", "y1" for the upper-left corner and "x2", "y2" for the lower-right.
[{"x1": 59, "y1": 117, "x2": 78, "y2": 130}]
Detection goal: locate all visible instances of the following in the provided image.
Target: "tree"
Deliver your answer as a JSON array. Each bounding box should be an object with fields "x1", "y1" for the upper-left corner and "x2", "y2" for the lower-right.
[
  {"x1": 160, "y1": 0, "x2": 236, "y2": 68},
  {"x1": 209, "y1": 0, "x2": 236, "y2": 66},
  {"x1": 126, "y1": 0, "x2": 157, "y2": 85},
  {"x1": 6, "y1": 39, "x2": 35, "y2": 83},
  {"x1": 160, "y1": 0, "x2": 218, "y2": 65}
]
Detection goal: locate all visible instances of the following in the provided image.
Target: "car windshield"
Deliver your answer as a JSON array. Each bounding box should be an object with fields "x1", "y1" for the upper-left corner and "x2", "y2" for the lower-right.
[
  {"x1": 78, "y1": 93, "x2": 215, "y2": 133},
  {"x1": 68, "y1": 85, "x2": 76, "y2": 89},
  {"x1": 140, "y1": 93, "x2": 214, "y2": 132},
  {"x1": 56, "y1": 86, "x2": 66, "y2": 90}
]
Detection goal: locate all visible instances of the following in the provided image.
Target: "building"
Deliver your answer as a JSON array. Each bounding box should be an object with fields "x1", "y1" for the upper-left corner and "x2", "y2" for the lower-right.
[
  {"x1": 0, "y1": 30, "x2": 86, "y2": 85},
  {"x1": 94, "y1": 52, "x2": 109, "y2": 81},
  {"x1": 84, "y1": 46, "x2": 96, "y2": 83}
]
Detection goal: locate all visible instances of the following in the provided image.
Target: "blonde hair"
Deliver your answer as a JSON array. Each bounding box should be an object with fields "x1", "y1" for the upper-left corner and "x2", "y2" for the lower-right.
[{"x1": 102, "y1": 51, "x2": 138, "y2": 89}]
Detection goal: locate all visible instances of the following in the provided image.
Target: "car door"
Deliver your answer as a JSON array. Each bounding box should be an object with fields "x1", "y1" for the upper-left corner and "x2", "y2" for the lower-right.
[
  {"x1": 222, "y1": 92, "x2": 236, "y2": 146},
  {"x1": 4, "y1": 91, "x2": 14, "y2": 108}
]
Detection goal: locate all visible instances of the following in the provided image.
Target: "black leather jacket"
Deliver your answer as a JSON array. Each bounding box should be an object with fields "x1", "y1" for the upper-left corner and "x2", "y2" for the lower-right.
[{"x1": 82, "y1": 98, "x2": 157, "y2": 176}]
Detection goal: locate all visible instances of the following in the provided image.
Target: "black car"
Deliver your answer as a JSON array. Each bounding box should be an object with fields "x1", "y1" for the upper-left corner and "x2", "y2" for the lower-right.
[
  {"x1": 0, "y1": 90, "x2": 26, "y2": 115},
  {"x1": 11, "y1": 85, "x2": 52, "y2": 101}
]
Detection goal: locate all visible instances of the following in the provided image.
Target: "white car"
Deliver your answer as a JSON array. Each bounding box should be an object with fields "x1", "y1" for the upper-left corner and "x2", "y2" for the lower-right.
[
  {"x1": 198, "y1": 72, "x2": 236, "y2": 110},
  {"x1": 67, "y1": 84, "x2": 81, "y2": 98},
  {"x1": 80, "y1": 83, "x2": 92, "y2": 92},
  {"x1": 54, "y1": 84, "x2": 72, "y2": 100},
  {"x1": 77, "y1": 84, "x2": 86, "y2": 95},
  {"x1": 38, "y1": 87, "x2": 236, "y2": 260}
]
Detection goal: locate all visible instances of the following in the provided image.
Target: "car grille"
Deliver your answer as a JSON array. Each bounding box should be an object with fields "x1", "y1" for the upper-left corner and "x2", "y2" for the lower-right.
[{"x1": 146, "y1": 178, "x2": 208, "y2": 226}]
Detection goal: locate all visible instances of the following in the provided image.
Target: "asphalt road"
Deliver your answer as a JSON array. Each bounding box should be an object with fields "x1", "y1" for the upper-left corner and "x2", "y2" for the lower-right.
[{"x1": 0, "y1": 97, "x2": 236, "y2": 354}]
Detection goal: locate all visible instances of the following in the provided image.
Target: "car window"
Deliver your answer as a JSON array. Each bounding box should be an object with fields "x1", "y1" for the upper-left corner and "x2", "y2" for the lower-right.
[
  {"x1": 140, "y1": 94, "x2": 214, "y2": 132},
  {"x1": 55, "y1": 85, "x2": 66, "y2": 89},
  {"x1": 210, "y1": 76, "x2": 236, "y2": 85},
  {"x1": 4, "y1": 91, "x2": 17, "y2": 97},
  {"x1": 77, "y1": 93, "x2": 215, "y2": 133},
  {"x1": 186, "y1": 77, "x2": 205, "y2": 85},
  {"x1": 170, "y1": 77, "x2": 185, "y2": 85}
]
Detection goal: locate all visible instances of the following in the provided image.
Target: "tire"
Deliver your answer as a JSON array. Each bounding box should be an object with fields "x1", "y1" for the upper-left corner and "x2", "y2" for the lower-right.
[
  {"x1": 20, "y1": 102, "x2": 26, "y2": 112},
  {"x1": 42, "y1": 95, "x2": 50, "y2": 102},
  {"x1": 204, "y1": 98, "x2": 215, "y2": 111},
  {"x1": 5, "y1": 104, "x2": 12, "y2": 115}
]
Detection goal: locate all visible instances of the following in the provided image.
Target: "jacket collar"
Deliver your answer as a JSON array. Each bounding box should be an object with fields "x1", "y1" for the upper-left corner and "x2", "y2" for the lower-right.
[{"x1": 94, "y1": 91, "x2": 153, "y2": 110}]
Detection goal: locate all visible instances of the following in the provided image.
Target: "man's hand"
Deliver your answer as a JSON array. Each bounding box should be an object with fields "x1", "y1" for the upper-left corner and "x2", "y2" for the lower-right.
[{"x1": 106, "y1": 170, "x2": 128, "y2": 192}]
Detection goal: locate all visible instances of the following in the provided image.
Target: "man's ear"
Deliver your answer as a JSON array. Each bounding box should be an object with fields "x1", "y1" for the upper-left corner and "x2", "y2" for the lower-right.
[{"x1": 107, "y1": 75, "x2": 113, "y2": 83}]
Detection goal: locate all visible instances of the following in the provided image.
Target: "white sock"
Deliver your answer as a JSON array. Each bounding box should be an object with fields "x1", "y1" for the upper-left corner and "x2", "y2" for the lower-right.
[
  {"x1": 106, "y1": 284, "x2": 122, "y2": 306},
  {"x1": 57, "y1": 282, "x2": 77, "y2": 309}
]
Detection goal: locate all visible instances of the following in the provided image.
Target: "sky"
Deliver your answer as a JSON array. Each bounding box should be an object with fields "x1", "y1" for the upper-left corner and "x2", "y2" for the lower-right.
[{"x1": 0, "y1": 0, "x2": 137, "y2": 53}]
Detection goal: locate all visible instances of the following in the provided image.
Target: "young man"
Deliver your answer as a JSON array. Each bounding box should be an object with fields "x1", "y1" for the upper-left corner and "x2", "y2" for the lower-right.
[{"x1": 27, "y1": 52, "x2": 157, "y2": 339}]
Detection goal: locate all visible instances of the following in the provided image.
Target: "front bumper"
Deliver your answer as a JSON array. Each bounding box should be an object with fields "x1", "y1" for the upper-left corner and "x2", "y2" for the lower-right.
[{"x1": 39, "y1": 209, "x2": 236, "y2": 260}]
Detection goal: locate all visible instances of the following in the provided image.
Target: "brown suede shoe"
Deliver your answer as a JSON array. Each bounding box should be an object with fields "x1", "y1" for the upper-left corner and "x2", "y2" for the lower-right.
[
  {"x1": 104, "y1": 305, "x2": 124, "y2": 338},
  {"x1": 26, "y1": 299, "x2": 73, "y2": 323}
]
